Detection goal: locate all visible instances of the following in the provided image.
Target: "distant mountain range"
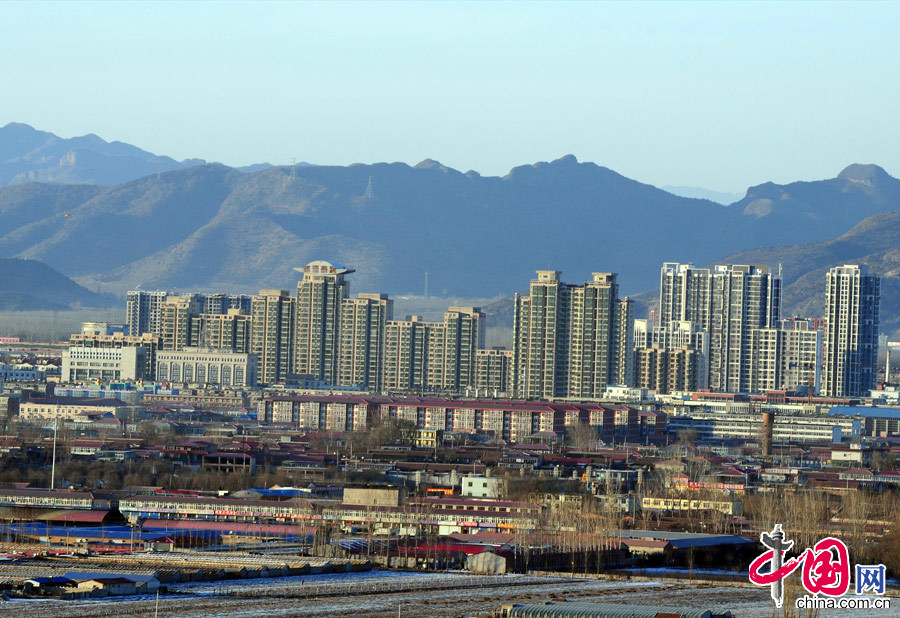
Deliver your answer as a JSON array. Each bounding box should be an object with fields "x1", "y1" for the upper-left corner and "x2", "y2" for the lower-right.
[
  {"x1": 0, "y1": 152, "x2": 743, "y2": 297},
  {"x1": 0, "y1": 123, "x2": 898, "y2": 335},
  {"x1": 663, "y1": 186, "x2": 744, "y2": 205},
  {"x1": 0, "y1": 122, "x2": 272, "y2": 186},
  {"x1": 0, "y1": 258, "x2": 113, "y2": 310}
]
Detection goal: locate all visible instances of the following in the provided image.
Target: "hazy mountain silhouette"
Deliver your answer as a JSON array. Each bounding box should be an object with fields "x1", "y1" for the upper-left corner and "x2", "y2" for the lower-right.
[
  {"x1": 0, "y1": 122, "x2": 212, "y2": 185},
  {"x1": 0, "y1": 155, "x2": 746, "y2": 297},
  {"x1": 663, "y1": 185, "x2": 743, "y2": 205},
  {"x1": 1, "y1": 124, "x2": 899, "y2": 322},
  {"x1": 0, "y1": 258, "x2": 114, "y2": 310}
]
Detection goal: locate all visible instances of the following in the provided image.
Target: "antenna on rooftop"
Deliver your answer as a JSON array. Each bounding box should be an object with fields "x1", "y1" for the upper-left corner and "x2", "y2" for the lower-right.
[{"x1": 424, "y1": 272, "x2": 429, "y2": 299}]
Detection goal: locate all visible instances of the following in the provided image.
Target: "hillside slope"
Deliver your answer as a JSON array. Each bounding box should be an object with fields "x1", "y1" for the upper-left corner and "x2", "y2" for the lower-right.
[
  {"x1": 0, "y1": 258, "x2": 114, "y2": 309},
  {"x1": 713, "y1": 211, "x2": 900, "y2": 336},
  {"x1": 0, "y1": 155, "x2": 739, "y2": 296},
  {"x1": 0, "y1": 150, "x2": 898, "y2": 311}
]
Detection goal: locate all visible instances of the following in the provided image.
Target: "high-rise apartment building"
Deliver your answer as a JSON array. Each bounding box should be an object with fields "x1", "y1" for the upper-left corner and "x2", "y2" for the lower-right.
[
  {"x1": 709, "y1": 264, "x2": 781, "y2": 392},
  {"x1": 190, "y1": 309, "x2": 252, "y2": 352},
  {"x1": 294, "y1": 261, "x2": 353, "y2": 383},
  {"x1": 127, "y1": 291, "x2": 253, "y2": 338},
  {"x1": 200, "y1": 293, "x2": 253, "y2": 316},
  {"x1": 567, "y1": 273, "x2": 619, "y2": 398},
  {"x1": 822, "y1": 265, "x2": 880, "y2": 397},
  {"x1": 657, "y1": 262, "x2": 781, "y2": 393},
  {"x1": 747, "y1": 318, "x2": 821, "y2": 394},
  {"x1": 338, "y1": 293, "x2": 393, "y2": 390},
  {"x1": 633, "y1": 319, "x2": 652, "y2": 350},
  {"x1": 474, "y1": 348, "x2": 514, "y2": 395},
  {"x1": 512, "y1": 270, "x2": 622, "y2": 399},
  {"x1": 513, "y1": 270, "x2": 567, "y2": 399},
  {"x1": 382, "y1": 316, "x2": 432, "y2": 391},
  {"x1": 635, "y1": 345, "x2": 667, "y2": 393},
  {"x1": 648, "y1": 320, "x2": 709, "y2": 388},
  {"x1": 613, "y1": 298, "x2": 634, "y2": 387},
  {"x1": 380, "y1": 308, "x2": 483, "y2": 393},
  {"x1": 658, "y1": 263, "x2": 712, "y2": 330},
  {"x1": 159, "y1": 294, "x2": 203, "y2": 351},
  {"x1": 436, "y1": 307, "x2": 485, "y2": 391},
  {"x1": 251, "y1": 290, "x2": 295, "y2": 385},
  {"x1": 633, "y1": 345, "x2": 699, "y2": 394},
  {"x1": 125, "y1": 290, "x2": 168, "y2": 336},
  {"x1": 778, "y1": 317, "x2": 823, "y2": 394}
]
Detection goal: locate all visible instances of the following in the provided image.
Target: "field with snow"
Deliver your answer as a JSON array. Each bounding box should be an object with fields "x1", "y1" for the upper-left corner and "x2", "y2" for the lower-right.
[{"x1": 0, "y1": 570, "x2": 894, "y2": 617}]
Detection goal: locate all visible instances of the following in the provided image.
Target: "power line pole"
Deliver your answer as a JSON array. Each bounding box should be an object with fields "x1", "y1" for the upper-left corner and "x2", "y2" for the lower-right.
[{"x1": 50, "y1": 415, "x2": 58, "y2": 490}]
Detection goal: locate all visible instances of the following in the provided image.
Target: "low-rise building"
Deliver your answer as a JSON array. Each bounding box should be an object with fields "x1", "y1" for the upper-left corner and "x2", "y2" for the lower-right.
[
  {"x1": 0, "y1": 362, "x2": 52, "y2": 382},
  {"x1": 155, "y1": 348, "x2": 258, "y2": 387},
  {"x1": 261, "y1": 395, "x2": 644, "y2": 444},
  {"x1": 667, "y1": 410, "x2": 861, "y2": 443},
  {"x1": 461, "y1": 475, "x2": 505, "y2": 499},
  {"x1": 343, "y1": 486, "x2": 404, "y2": 507},
  {"x1": 640, "y1": 496, "x2": 743, "y2": 516},
  {"x1": 18, "y1": 397, "x2": 127, "y2": 422},
  {"x1": 66, "y1": 328, "x2": 160, "y2": 381},
  {"x1": 0, "y1": 488, "x2": 111, "y2": 510},
  {"x1": 62, "y1": 346, "x2": 147, "y2": 383}
]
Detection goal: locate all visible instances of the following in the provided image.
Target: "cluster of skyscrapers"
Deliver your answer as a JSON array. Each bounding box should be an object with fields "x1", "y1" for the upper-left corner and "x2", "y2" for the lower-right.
[
  {"x1": 113, "y1": 260, "x2": 880, "y2": 399},
  {"x1": 631, "y1": 262, "x2": 879, "y2": 398},
  {"x1": 125, "y1": 261, "x2": 488, "y2": 393},
  {"x1": 511, "y1": 270, "x2": 632, "y2": 399}
]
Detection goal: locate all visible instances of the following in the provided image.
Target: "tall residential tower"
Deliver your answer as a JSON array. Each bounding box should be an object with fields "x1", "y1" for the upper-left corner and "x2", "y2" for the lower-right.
[
  {"x1": 338, "y1": 293, "x2": 393, "y2": 390},
  {"x1": 125, "y1": 290, "x2": 168, "y2": 336},
  {"x1": 293, "y1": 261, "x2": 353, "y2": 383},
  {"x1": 251, "y1": 289, "x2": 295, "y2": 385},
  {"x1": 512, "y1": 270, "x2": 625, "y2": 399},
  {"x1": 822, "y1": 265, "x2": 880, "y2": 397},
  {"x1": 657, "y1": 262, "x2": 781, "y2": 393}
]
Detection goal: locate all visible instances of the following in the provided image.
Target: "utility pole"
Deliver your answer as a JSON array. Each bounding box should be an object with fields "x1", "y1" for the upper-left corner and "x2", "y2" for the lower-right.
[{"x1": 50, "y1": 415, "x2": 58, "y2": 490}]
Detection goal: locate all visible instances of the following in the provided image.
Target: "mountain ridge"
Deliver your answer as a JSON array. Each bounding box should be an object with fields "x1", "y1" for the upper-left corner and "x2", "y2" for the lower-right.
[
  {"x1": 2, "y1": 123, "x2": 900, "y2": 334},
  {"x1": 0, "y1": 122, "x2": 274, "y2": 186},
  {"x1": 0, "y1": 154, "x2": 737, "y2": 296},
  {"x1": 1, "y1": 151, "x2": 899, "y2": 301}
]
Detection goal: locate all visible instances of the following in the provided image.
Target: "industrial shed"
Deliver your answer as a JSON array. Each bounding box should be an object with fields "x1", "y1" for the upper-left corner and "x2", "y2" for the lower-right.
[{"x1": 466, "y1": 549, "x2": 508, "y2": 574}]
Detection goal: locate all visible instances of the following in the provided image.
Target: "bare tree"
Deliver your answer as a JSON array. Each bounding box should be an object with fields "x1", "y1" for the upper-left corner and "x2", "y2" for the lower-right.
[{"x1": 568, "y1": 421, "x2": 598, "y2": 452}]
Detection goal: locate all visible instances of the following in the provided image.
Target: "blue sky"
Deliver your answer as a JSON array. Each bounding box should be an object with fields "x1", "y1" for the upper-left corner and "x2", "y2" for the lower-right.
[{"x1": 2, "y1": 1, "x2": 898, "y2": 192}]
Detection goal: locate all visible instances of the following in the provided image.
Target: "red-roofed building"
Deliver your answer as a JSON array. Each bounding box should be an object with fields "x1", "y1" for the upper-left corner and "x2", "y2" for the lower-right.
[{"x1": 261, "y1": 394, "x2": 642, "y2": 443}]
